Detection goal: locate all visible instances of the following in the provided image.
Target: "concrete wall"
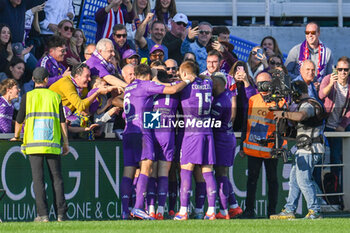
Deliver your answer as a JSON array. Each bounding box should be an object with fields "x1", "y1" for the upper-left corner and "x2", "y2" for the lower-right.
[{"x1": 228, "y1": 26, "x2": 350, "y2": 61}]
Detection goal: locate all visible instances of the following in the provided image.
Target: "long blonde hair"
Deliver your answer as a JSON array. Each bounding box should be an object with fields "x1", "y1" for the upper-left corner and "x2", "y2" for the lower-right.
[{"x1": 133, "y1": 0, "x2": 151, "y2": 18}]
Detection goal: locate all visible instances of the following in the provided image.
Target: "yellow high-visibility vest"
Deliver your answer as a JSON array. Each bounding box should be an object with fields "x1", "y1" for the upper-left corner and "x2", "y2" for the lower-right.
[{"x1": 21, "y1": 88, "x2": 62, "y2": 155}]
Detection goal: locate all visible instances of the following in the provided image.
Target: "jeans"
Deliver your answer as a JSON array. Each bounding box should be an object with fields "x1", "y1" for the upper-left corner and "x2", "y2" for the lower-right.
[
  {"x1": 284, "y1": 152, "x2": 322, "y2": 212},
  {"x1": 29, "y1": 154, "x2": 67, "y2": 217}
]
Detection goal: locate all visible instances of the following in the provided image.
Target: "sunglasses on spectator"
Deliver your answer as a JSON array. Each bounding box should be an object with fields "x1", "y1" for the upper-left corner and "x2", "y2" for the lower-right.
[
  {"x1": 305, "y1": 31, "x2": 317, "y2": 35},
  {"x1": 176, "y1": 22, "x2": 187, "y2": 27},
  {"x1": 199, "y1": 30, "x2": 211, "y2": 35},
  {"x1": 114, "y1": 33, "x2": 127, "y2": 38},
  {"x1": 251, "y1": 51, "x2": 258, "y2": 55},
  {"x1": 63, "y1": 26, "x2": 74, "y2": 32},
  {"x1": 337, "y1": 68, "x2": 349, "y2": 72},
  {"x1": 269, "y1": 60, "x2": 282, "y2": 66},
  {"x1": 167, "y1": 67, "x2": 178, "y2": 71}
]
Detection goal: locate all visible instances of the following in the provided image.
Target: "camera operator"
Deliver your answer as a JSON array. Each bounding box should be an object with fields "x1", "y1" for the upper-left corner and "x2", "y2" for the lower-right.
[
  {"x1": 240, "y1": 72, "x2": 286, "y2": 219},
  {"x1": 271, "y1": 80, "x2": 324, "y2": 219}
]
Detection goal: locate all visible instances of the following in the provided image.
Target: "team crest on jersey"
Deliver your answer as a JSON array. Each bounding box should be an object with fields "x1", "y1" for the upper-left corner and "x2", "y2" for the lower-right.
[{"x1": 143, "y1": 110, "x2": 161, "y2": 129}]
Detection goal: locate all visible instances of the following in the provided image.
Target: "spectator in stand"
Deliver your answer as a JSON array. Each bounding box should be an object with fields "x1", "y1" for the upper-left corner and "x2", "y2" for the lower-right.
[
  {"x1": 55, "y1": 20, "x2": 81, "y2": 68},
  {"x1": 39, "y1": 0, "x2": 74, "y2": 39},
  {"x1": 165, "y1": 59, "x2": 178, "y2": 78},
  {"x1": 201, "y1": 50, "x2": 235, "y2": 91},
  {"x1": 247, "y1": 46, "x2": 268, "y2": 81},
  {"x1": 36, "y1": 35, "x2": 70, "y2": 87},
  {"x1": 135, "y1": 13, "x2": 168, "y2": 62},
  {"x1": 121, "y1": 64, "x2": 136, "y2": 84},
  {"x1": 285, "y1": 22, "x2": 333, "y2": 82},
  {"x1": 260, "y1": 36, "x2": 283, "y2": 60},
  {"x1": 121, "y1": 49, "x2": 140, "y2": 67},
  {"x1": 0, "y1": 0, "x2": 37, "y2": 43},
  {"x1": 148, "y1": 44, "x2": 165, "y2": 63},
  {"x1": 110, "y1": 48, "x2": 123, "y2": 76},
  {"x1": 88, "y1": 76, "x2": 120, "y2": 138},
  {"x1": 229, "y1": 60, "x2": 256, "y2": 132},
  {"x1": 266, "y1": 55, "x2": 290, "y2": 87},
  {"x1": 95, "y1": 0, "x2": 134, "y2": 43},
  {"x1": 49, "y1": 63, "x2": 112, "y2": 117},
  {"x1": 0, "y1": 79, "x2": 19, "y2": 133},
  {"x1": 73, "y1": 29, "x2": 87, "y2": 62},
  {"x1": 152, "y1": 0, "x2": 177, "y2": 30},
  {"x1": 211, "y1": 26, "x2": 238, "y2": 70},
  {"x1": 293, "y1": 60, "x2": 321, "y2": 102},
  {"x1": 319, "y1": 56, "x2": 350, "y2": 189},
  {"x1": 0, "y1": 24, "x2": 13, "y2": 73},
  {"x1": 84, "y1": 44, "x2": 96, "y2": 61},
  {"x1": 126, "y1": 0, "x2": 151, "y2": 40},
  {"x1": 206, "y1": 38, "x2": 237, "y2": 74},
  {"x1": 110, "y1": 24, "x2": 135, "y2": 58},
  {"x1": 181, "y1": 21, "x2": 213, "y2": 73},
  {"x1": 163, "y1": 13, "x2": 188, "y2": 65},
  {"x1": 24, "y1": 0, "x2": 46, "y2": 59},
  {"x1": 86, "y1": 38, "x2": 127, "y2": 88},
  {"x1": 0, "y1": 57, "x2": 26, "y2": 111},
  {"x1": 183, "y1": 52, "x2": 196, "y2": 62}
]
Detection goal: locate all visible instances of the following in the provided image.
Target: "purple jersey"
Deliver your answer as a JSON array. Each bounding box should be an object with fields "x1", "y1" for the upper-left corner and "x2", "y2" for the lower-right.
[
  {"x1": 180, "y1": 77, "x2": 213, "y2": 135},
  {"x1": 211, "y1": 90, "x2": 234, "y2": 134},
  {"x1": 123, "y1": 79, "x2": 165, "y2": 134},
  {"x1": 0, "y1": 96, "x2": 14, "y2": 133},
  {"x1": 37, "y1": 55, "x2": 66, "y2": 87},
  {"x1": 211, "y1": 90, "x2": 236, "y2": 166},
  {"x1": 153, "y1": 93, "x2": 179, "y2": 130}
]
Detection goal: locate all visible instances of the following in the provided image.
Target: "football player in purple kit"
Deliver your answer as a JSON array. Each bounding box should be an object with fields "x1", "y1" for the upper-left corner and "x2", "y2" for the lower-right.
[
  {"x1": 210, "y1": 72, "x2": 238, "y2": 219},
  {"x1": 174, "y1": 61, "x2": 217, "y2": 220},
  {"x1": 120, "y1": 64, "x2": 194, "y2": 220},
  {"x1": 147, "y1": 69, "x2": 180, "y2": 220}
]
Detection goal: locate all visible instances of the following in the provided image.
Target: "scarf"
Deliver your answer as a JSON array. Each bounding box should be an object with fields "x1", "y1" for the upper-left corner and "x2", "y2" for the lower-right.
[
  {"x1": 102, "y1": 8, "x2": 124, "y2": 39},
  {"x1": 298, "y1": 40, "x2": 327, "y2": 82},
  {"x1": 92, "y1": 50, "x2": 116, "y2": 75}
]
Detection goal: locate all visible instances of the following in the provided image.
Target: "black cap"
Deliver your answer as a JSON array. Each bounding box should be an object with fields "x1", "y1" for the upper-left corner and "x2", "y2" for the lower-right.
[{"x1": 32, "y1": 67, "x2": 49, "y2": 83}]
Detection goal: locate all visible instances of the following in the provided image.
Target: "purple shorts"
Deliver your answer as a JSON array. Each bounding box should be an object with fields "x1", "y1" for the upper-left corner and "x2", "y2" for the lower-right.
[
  {"x1": 180, "y1": 133, "x2": 216, "y2": 165},
  {"x1": 123, "y1": 133, "x2": 155, "y2": 167},
  {"x1": 154, "y1": 131, "x2": 175, "y2": 162},
  {"x1": 214, "y1": 133, "x2": 236, "y2": 166}
]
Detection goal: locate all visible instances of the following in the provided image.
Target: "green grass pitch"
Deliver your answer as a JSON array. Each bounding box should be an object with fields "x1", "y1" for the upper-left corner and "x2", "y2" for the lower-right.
[{"x1": 1, "y1": 219, "x2": 350, "y2": 233}]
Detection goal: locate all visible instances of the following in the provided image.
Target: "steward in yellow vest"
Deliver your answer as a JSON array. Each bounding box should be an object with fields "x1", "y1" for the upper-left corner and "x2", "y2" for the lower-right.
[{"x1": 12, "y1": 67, "x2": 69, "y2": 222}]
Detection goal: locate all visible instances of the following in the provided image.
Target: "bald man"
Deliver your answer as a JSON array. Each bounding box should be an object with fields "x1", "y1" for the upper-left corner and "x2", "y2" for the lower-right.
[
  {"x1": 165, "y1": 59, "x2": 178, "y2": 78},
  {"x1": 240, "y1": 72, "x2": 287, "y2": 219},
  {"x1": 293, "y1": 60, "x2": 321, "y2": 103}
]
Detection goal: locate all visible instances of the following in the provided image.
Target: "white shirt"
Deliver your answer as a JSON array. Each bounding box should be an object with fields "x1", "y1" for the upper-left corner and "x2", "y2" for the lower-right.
[{"x1": 39, "y1": 0, "x2": 75, "y2": 35}]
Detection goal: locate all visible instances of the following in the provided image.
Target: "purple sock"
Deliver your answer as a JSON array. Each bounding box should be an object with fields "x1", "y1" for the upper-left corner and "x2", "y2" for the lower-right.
[
  {"x1": 195, "y1": 182, "x2": 206, "y2": 209},
  {"x1": 157, "y1": 176, "x2": 168, "y2": 207},
  {"x1": 130, "y1": 176, "x2": 139, "y2": 207},
  {"x1": 228, "y1": 179, "x2": 238, "y2": 205},
  {"x1": 216, "y1": 176, "x2": 229, "y2": 210},
  {"x1": 180, "y1": 169, "x2": 193, "y2": 208},
  {"x1": 121, "y1": 177, "x2": 133, "y2": 214},
  {"x1": 146, "y1": 177, "x2": 156, "y2": 207},
  {"x1": 134, "y1": 174, "x2": 149, "y2": 209},
  {"x1": 203, "y1": 172, "x2": 217, "y2": 207},
  {"x1": 168, "y1": 180, "x2": 178, "y2": 211}
]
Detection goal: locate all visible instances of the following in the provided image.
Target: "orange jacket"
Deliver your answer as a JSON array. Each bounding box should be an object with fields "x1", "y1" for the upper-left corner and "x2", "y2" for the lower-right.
[{"x1": 243, "y1": 93, "x2": 286, "y2": 158}]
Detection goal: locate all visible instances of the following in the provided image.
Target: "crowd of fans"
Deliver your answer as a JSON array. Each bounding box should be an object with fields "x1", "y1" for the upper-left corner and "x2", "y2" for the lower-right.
[{"x1": 0, "y1": 0, "x2": 349, "y2": 220}]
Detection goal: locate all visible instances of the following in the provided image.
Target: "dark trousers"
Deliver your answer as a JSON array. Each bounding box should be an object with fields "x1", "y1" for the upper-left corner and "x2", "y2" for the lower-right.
[
  {"x1": 245, "y1": 156, "x2": 278, "y2": 216},
  {"x1": 29, "y1": 154, "x2": 67, "y2": 217}
]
